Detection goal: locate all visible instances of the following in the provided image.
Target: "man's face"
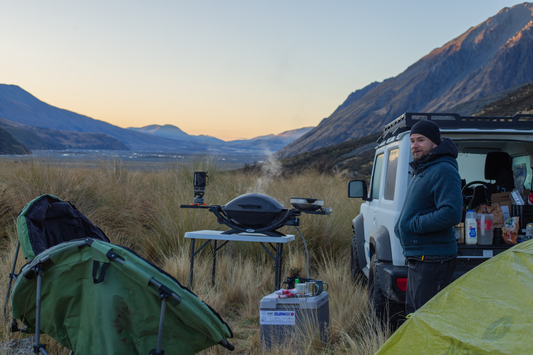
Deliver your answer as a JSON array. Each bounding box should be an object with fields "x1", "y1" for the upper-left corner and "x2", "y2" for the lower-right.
[{"x1": 410, "y1": 133, "x2": 438, "y2": 161}]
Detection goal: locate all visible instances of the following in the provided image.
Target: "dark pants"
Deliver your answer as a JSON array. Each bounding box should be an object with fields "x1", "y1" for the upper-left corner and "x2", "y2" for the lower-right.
[{"x1": 405, "y1": 256, "x2": 457, "y2": 315}]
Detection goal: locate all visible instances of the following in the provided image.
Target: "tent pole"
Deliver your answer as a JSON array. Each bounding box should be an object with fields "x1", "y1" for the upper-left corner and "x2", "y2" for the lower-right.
[
  {"x1": 34, "y1": 272, "x2": 42, "y2": 353},
  {"x1": 150, "y1": 290, "x2": 169, "y2": 355},
  {"x1": 34, "y1": 271, "x2": 49, "y2": 355},
  {"x1": 156, "y1": 298, "x2": 167, "y2": 354},
  {"x1": 3, "y1": 241, "x2": 21, "y2": 316}
]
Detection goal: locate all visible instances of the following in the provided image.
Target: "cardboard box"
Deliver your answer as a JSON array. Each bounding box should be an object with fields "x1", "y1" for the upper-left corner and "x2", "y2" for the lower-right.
[
  {"x1": 492, "y1": 190, "x2": 531, "y2": 224},
  {"x1": 492, "y1": 192, "x2": 512, "y2": 222},
  {"x1": 492, "y1": 192, "x2": 512, "y2": 209}
]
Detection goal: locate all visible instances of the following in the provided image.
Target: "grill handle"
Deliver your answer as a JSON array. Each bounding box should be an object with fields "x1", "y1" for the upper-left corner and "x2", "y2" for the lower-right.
[{"x1": 237, "y1": 204, "x2": 262, "y2": 210}]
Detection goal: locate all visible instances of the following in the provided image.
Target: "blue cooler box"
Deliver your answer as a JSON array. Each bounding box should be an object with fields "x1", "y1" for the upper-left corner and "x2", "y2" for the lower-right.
[{"x1": 259, "y1": 291, "x2": 329, "y2": 350}]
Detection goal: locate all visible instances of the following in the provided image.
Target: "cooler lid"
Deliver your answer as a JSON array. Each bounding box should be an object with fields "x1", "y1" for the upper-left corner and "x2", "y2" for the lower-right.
[{"x1": 260, "y1": 291, "x2": 329, "y2": 310}]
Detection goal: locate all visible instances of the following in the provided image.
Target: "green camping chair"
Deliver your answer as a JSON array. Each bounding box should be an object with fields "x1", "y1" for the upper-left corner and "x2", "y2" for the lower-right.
[
  {"x1": 4, "y1": 194, "x2": 111, "y2": 311},
  {"x1": 6, "y1": 195, "x2": 234, "y2": 355},
  {"x1": 4, "y1": 194, "x2": 112, "y2": 355}
]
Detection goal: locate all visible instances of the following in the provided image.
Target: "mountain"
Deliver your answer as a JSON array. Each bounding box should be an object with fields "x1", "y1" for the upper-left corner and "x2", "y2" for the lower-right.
[
  {"x1": 228, "y1": 127, "x2": 314, "y2": 145},
  {"x1": 0, "y1": 117, "x2": 129, "y2": 151},
  {"x1": 225, "y1": 127, "x2": 314, "y2": 152},
  {"x1": 128, "y1": 124, "x2": 189, "y2": 138},
  {"x1": 127, "y1": 124, "x2": 224, "y2": 143},
  {"x1": 269, "y1": 79, "x2": 533, "y2": 180},
  {"x1": 265, "y1": 127, "x2": 315, "y2": 142},
  {"x1": 474, "y1": 81, "x2": 533, "y2": 116},
  {"x1": 0, "y1": 84, "x2": 310, "y2": 154},
  {"x1": 127, "y1": 124, "x2": 314, "y2": 152},
  {"x1": 276, "y1": 3, "x2": 533, "y2": 158},
  {"x1": 0, "y1": 84, "x2": 237, "y2": 152},
  {"x1": 446, "y1": 80, "x2": 533, "y2": 115},
  {"x1": 0, "y1": 127, "x2": 30, "y2": 155}
]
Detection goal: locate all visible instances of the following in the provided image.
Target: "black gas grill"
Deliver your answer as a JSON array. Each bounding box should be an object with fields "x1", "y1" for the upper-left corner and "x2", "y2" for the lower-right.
[{"x1": 182, "y1": 193, "x2": 330, "y2": 237}]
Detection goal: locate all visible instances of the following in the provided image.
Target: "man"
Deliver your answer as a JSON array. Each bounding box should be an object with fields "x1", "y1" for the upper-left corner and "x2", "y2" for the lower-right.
[{"x1": 394, "y1": 120, "x2": 463, "y2": 315}]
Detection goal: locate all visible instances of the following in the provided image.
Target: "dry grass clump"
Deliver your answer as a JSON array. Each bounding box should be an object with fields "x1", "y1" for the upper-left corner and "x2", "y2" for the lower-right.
[
  {"x1": 171, "y1": 250, "x2": 389, "y2": 354},
  {"x1": 0, "y1": 158, "x2": 151, "y2": 251},
  {"x1": 158, "y1": 249, "x2": 389, "y2": 355},
  {"x1": 0, "y1": 157, "x2": 388, "y2": 354}
]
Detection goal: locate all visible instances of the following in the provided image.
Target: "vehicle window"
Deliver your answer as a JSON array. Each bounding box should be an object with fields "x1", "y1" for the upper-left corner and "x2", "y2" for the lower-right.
[
  {"x1": 384, "y1": 149, "x2": 399, "y2": 200},
  {"x1": 372, "y1": 154, "x2": 384, "y2": 200},
  {"x1": 512, "y1": 156, "x2": 532, "y2": 190},
  {"x1": 456, "y1": 153, "x2": 487, "y2": 183}
]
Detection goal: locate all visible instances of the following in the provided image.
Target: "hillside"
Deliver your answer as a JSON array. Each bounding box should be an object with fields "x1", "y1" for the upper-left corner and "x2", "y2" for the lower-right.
[
  {"x1": 279, "y1": 133, "x2": 380, "y2": 178},
  {"x1": 0, "y1": 84, "x2": 311, "y2": 154},
  {"x1": 0, "y1": 127, "x2": 30, "y2": 155},
  {"x1": 275, "y1": 80, "x2": 533, "y2": 180},
  {"x1": 128, "y1": 124, "x2": 223, "y2": 143},
  {"x1": 0, "y1": 117, "x2": 129, "y2": 151},
  {"x1": 128, "y1": 124, "x2": 314, "y2": 152},
  {"x1": 474, "y1": 81, "x2": 533, "y2": 116},
  {"x1": 225, "y1": 127, "x2": 314, "y2": 152},
  {"x1": 0, "y1": 85, "x2": 221, "y2": 152},
  {"x1": 277, "y1": 3, "x2": 533, "y2": 158}
]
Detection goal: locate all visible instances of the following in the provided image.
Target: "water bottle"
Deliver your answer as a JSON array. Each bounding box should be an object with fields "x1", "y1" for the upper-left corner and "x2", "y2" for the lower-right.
[{"x1": 465, "y1": 210, "x2": 477, "y2": 245}]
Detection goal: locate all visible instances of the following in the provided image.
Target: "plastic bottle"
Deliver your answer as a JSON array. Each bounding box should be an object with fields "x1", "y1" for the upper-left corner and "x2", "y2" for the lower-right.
[
  {"x1": 477, "y1": 206, "x2": 493, "y2": 245},
  {"x1": 465, "y1": 210, "x2": 477, "y2": 245}
]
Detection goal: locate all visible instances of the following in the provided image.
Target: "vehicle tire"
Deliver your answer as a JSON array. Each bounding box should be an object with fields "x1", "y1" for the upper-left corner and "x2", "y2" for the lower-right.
[
  {"x1": 368, "y1": 254, "x2": 405, "y2": 330},
  {"x1": 350, "y1": 234, "x2": 364, "y2": 282}
]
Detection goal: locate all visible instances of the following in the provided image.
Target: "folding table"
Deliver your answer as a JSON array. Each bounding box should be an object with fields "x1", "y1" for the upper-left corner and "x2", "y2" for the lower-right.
[{"x1": 185, "y1": 230, "x2": 295, "y2": 291}]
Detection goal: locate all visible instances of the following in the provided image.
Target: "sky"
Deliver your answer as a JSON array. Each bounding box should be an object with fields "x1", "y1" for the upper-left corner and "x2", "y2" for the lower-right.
[{"x1": 0, "y1": 1, "x2": 525, "y2": 141}]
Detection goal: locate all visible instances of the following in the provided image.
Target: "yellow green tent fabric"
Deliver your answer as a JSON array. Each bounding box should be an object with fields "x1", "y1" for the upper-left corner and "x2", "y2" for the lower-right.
[{"x1": 376, "y1": 240, "x2": 533, "y2": 355}]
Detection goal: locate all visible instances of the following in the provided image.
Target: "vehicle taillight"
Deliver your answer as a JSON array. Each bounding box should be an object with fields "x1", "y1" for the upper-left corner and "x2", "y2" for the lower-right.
[{"x1": 396, "y1": 277, "x2": 407, "y2": 292}]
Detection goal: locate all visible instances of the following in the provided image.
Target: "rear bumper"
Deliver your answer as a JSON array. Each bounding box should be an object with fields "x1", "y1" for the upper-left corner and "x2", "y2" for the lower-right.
[
  {"x1": 378, "y1": 243, "x2": 515, "y2": 303},
  {"x1": 455, "y1": 243, "x2": 514, "y2": 278},
  {"x1": 378, "y1": 262, "x2": 465, "y2": 303},
  {"x1": 377, "y1": 263, "x2": 407, "y2": 303}
]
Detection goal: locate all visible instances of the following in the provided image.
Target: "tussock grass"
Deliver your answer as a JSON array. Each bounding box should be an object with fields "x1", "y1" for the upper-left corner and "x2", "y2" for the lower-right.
[{"x1": 0, "y1": 157, "x2": 389, "y2": 354}]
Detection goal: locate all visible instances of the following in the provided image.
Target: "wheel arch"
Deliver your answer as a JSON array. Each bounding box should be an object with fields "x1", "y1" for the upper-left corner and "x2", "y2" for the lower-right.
[
  {"x1": 369, "y1": 225, "x2": 392, "y2": 263},
  {"x1": 352, "y1": 213, "x2": 366, "y2": 271}
]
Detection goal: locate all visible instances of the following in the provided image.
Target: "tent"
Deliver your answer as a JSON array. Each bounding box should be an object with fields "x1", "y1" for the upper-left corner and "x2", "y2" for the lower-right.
[
  {"x1": 7, "y1": 195, "x2": 233, "y2": 354},
  {"x1": 375, "y1": 240, "x2": 533, "y2": 355},
  {"x1": 11, "y1": 238, "x2": 233, "y2": 354}
]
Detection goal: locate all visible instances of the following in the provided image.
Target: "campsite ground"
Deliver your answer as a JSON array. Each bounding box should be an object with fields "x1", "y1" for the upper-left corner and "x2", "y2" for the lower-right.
[{"x1": 0, "y1": 157, "x2": 390, "y2": 354}]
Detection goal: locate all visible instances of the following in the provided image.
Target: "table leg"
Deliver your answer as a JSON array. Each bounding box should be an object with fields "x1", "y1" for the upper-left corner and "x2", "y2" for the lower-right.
[
  {"x1": 189, "y1": 238, "x2": 195, "y2": 289},
  {"x1": 212, "y1": 240, "x2": 217, "y2": 286},
  {"x1": 275, "y1": 243, "x2": 284, "y2": 290}
]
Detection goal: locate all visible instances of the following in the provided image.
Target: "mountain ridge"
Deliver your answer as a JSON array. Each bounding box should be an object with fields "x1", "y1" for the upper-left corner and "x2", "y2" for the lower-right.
[
  {"x1": 128, "y1": 123, "x2": 313, "y2": 145},
  {"x1": 0, "y1": 84, "x2": 310, "y2": 154},
  {"x1": 0, "y1": 117, "x2": 129, "y2": 151},
  {"x1": 0, "y1": 126, "x2": 30, "y2": 155},
  {"x1": 0, "y1": 84, "x2": 206, "y2": 152},
  {"x1": 276, "y1": 2, "x2": 533, "y2": 159},
  {"x1": 274, "y1": 79, "x2": 533, "y2": 179},
  {"x1": 127, "y1": 124, "x2": 224, "y2": 143}
]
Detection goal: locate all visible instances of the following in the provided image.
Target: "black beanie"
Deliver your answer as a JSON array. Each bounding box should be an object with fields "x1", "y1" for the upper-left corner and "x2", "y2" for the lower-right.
[{"x1": 410, "y1": 120, "x2": 441, "y2": 145}]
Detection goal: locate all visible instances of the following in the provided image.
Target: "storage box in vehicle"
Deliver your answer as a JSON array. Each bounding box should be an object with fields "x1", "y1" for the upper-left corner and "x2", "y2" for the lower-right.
[
  {"x1": 492, "y1": 192, "x2": 512, "y2": 212},
  {"x1": 512, "y1": 205, "x2": 533, "y2": 231},
  {"x1": 259, "y1": 291, "x2": 329, "y2": 351}
]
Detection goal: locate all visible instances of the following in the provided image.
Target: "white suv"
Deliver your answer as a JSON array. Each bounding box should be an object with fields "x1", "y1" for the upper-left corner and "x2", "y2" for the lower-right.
[{"x1": 348, "y1": 112, "x2": 533, "y2": 322}]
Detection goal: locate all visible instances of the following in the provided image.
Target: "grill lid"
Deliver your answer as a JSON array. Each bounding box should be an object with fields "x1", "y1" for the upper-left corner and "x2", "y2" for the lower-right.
[{"x1": 222, "y1": 193, "x2": 287, "y2": 228}]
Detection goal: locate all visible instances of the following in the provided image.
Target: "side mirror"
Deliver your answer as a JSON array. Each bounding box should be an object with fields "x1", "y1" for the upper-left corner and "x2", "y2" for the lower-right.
[{"x1": 348, "y1": 180, "x2": 371, "y2": 201}]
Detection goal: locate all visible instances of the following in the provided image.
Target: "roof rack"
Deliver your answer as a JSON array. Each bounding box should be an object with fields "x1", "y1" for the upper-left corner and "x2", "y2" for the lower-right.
[{"x1": 378, "y1": 112, "x2": 533, "y2": 143}]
